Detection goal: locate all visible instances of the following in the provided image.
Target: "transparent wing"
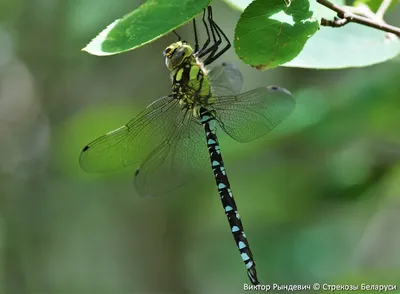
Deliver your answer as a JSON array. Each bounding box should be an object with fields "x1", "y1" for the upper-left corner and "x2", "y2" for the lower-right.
[
  {"x1": 134, "y1": 112, "x2": 209, "y2": 197},
  {"x1": 208, "y1": 62, "x2": 243, "y2": 96},
  {"x1": 79, "y1": 96, "x2": 181, "y2": 172},
  {"x1": 212, "y1": 86, "x2": 295, "y2": 143}
]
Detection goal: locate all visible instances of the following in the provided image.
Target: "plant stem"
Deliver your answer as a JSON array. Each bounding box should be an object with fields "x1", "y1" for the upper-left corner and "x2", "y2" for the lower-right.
[
  {"x1": 376, "y1": 0, "x2": 392, "y2": 19},
  {"x1": 317, "y1": 0, "x2": 400, "y2": 36}
]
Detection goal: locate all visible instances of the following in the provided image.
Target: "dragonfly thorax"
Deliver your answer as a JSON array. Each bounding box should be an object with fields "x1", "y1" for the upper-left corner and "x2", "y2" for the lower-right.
[{"x1": 165, "y1": 41, "x2": 215, "y2": 118}]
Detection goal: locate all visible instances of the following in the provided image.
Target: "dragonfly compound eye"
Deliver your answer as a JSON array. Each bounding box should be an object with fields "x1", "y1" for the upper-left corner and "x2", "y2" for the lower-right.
[
  {"x1": 165, "y1": 44, "x2": 194, "y2": 70},
  {"x1": 163, "y1": 47, "x2": 172, "y2": 56}
]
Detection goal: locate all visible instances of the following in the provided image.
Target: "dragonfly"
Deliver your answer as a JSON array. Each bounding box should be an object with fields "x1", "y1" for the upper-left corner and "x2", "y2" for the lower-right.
[{"x1": 80, "y1": 6, "x2": 295, "y2": 285}]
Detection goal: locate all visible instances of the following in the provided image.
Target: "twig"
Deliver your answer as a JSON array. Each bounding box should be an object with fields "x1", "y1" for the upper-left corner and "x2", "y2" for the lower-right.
[
  {"x1": 344, "y1": 5, "x2": 379, "y2": 20},
  {"x1": 376, "y1": 0, "x2": 392, "y2": 19},
  {"x1": 321, "y1": 17, "x2": 349, "y2": 27},
  {"x1": 317, "y1": 0, "x2": 400, "y2": 36}
]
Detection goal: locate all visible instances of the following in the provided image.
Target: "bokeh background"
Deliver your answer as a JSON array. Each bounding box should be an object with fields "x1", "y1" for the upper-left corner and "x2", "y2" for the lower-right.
[{"x1": 0, "y1": 0, "x2": 399, "y2": 293}]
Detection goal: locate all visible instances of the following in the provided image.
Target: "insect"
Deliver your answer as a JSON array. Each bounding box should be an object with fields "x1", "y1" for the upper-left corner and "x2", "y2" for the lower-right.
[{"x1": 80, "y1": 6, "x2": 295, "y2": 285}]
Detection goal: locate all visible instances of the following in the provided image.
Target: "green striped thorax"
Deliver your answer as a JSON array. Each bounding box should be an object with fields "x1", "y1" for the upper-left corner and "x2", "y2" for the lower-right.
[{"x1": 164, "y1": 41, "x2": 215, "y2": 118}]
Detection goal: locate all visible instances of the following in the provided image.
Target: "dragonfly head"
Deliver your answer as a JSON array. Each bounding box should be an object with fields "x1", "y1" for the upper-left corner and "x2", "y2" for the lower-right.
[{"x1": 164, "y1": 41, "x2": 194, "y2": 70}]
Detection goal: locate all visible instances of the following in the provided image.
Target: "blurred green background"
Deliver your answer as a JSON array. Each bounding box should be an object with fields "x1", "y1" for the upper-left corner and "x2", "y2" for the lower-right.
[{"x1": 0, "y1": 0, "x2": 399, "y2": 293}]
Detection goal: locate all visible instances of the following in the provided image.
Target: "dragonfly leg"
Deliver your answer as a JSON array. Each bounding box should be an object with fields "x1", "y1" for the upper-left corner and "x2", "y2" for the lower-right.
[
  {"x1": 198, "y1": 6, "x2": 231, "y2": 65},
  {"x1": 172, "y1": 30, "x2": 181, "y2": 41},
  {"x1": 197, "y1": 6, "x2": 221, "y2": 58},
  {"x1": 193, "y1": 18, "x2": 199, "y2": 53},
  {"x1": 203, "y1": 18, "x2": 231, "y2": 65},
  {"x1": 195, "y1": 7, "x2": 211, "y2": 56}
]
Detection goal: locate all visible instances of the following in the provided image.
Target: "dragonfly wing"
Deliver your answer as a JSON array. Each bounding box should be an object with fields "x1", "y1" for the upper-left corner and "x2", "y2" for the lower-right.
[
  {"x1": 79, "y1": 96, "x2": 181, "y2": 172},
  {"x1": 134, "y1": 113, "x2": 209, "y2": 197},
  {"x1": 213, "y1": 86, "x2": 295, "y2": 142},
  {"x1": 208, "y1": 62, "x2": 243, "y2": 96}
]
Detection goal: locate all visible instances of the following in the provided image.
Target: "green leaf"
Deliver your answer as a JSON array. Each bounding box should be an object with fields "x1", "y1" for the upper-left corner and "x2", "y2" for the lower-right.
[
  {"x1": 83, "y1": 0, "x2": 211, "y2": 56},
  {"x1": 233, "y1": 0, "x2": 320, "y2": 70},
  {"x1": 223, "y1": 0, "x2": 345, "y2": 19},
  {"x1": 227, "y1": 0, "x2": 400, "y2": 69}
]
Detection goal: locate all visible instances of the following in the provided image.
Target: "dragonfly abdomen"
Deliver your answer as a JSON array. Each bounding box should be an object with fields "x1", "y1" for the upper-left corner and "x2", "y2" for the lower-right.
[{"x1": 200, "y1": 108, "x2": 260, "y2": 285}]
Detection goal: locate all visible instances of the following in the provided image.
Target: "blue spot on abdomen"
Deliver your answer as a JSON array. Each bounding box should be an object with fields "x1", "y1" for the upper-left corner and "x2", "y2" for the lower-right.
[{"x1": 241, "y1": 253, "x2": 250, "y2": 261}]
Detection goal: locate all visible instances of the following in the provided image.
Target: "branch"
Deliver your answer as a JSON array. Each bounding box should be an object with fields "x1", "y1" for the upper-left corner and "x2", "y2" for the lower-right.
[
  {"x1": 317, "y1": 0, "x2": 400, "y2": 36},
  {"x1": 376, "y1": 0, "x2": 392, "y2": 19},
  {"x1": 321, "y1": 17, "x2": 349, "y2": 28}
]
